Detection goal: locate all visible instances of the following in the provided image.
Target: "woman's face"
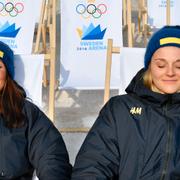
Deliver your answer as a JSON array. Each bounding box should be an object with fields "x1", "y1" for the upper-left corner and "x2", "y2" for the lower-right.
[
  {"x1": 150, "y1": 46, "x2": 180, "y2": 94},
  {"x1": 0, "y1": 60, "x2": 6, "y2": 91}
]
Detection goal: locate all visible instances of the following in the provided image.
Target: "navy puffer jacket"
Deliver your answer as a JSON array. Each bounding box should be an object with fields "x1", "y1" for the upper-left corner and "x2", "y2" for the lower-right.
[
  {"x1": 72, "y1": 69, "x2": 180, "y2": 180},
  {"x1": 0, "y1": 100, "x2": 72, "y2": 180}
]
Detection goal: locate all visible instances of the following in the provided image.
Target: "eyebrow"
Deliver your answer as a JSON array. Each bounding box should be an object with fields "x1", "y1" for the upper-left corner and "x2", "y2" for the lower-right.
[
  {"x1": 153, "y1": 58, "x2": 166, "y2": 61},
  {"x1": 153, "y1": 58, "x2": 180, "y2": 62}
]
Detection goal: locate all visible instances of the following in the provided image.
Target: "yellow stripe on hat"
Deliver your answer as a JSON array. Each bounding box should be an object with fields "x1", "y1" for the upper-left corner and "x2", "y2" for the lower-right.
[
  {"x1": 0, "y1": 51, "x2": 4, "y2": 58},
  {"x1": 160, "y1": 37, "x2": 180, "y2": 45}
]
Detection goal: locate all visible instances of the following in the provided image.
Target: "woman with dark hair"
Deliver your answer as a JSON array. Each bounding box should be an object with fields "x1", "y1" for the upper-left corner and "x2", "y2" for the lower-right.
[
  {"x1": 72, "y1": 26, "x2": 180, "y2": 179},
  {"x1": 0, "y1": 41, "x2": 71, "y2": 179}
]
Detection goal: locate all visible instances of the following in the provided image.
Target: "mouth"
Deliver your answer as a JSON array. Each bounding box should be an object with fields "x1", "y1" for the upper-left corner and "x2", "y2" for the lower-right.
[{"x1": 162, "y1": 80, "x2": 177, "y2": 83}]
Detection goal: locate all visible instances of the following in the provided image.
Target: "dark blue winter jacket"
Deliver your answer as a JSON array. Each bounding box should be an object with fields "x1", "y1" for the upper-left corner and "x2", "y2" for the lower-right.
[
  {"x1": 72, "y1": 69, "x2": 180, "y2": 180},
  {"x1": 0, "y1": 100, "x2": 72, "y2": 180}
]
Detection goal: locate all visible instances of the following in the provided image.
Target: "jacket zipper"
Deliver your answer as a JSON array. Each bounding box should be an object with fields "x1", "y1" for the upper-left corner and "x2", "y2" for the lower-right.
[{"x1": 160, "y1": 103, "x2": 173, "y2": 180}]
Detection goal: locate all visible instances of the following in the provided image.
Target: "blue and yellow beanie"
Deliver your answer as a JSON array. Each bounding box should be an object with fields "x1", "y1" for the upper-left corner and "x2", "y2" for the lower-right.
[
  {"x1": 144, "y1": 25, "x2": 180, "y2": 69},
  {"x1": 0, "y1": 41, "x2": 14, "y2": 79}
]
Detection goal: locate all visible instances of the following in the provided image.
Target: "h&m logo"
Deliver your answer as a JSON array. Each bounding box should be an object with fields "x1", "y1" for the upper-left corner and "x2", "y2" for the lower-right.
[{"x1": 130, "y1": 107, "x2": 142, "y2": 115}]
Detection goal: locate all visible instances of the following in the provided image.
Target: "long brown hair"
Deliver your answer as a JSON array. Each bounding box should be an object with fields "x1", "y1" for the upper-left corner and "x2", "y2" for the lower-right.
[{"x1": 0, "y1": 74, "x2": 26, "y2": 128}]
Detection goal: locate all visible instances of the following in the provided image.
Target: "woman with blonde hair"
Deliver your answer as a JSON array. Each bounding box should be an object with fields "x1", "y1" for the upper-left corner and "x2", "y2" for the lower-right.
[{"x1": 72, "y1": 25, "x2": 180, "y2": 179}]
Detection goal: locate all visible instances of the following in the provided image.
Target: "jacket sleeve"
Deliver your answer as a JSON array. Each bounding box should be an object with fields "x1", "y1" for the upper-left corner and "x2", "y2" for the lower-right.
[
  {"x1": 72, "y1": 98, "x2": 120, "y2": 180},
  {"x1": 26, "y1": 102, "x2": 72, "y2": 180}
]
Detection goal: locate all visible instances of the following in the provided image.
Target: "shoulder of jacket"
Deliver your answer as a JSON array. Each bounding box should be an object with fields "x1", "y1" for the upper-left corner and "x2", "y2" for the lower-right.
[
  {"x1": 101, "y1": 95, "x2": 131, "y2": 116},
  {"x1": 108, "y1": 94, "x2": 135, "y2": 106},
  {"x1": 23, "y1": 99, "x2": 52, "y2": 127},
  {"x1": 24, "y1": 99, "x2": 38, "y2": 108},
  {"x1": 105, "y1": 94, "x2": 145, "y2": 115}
]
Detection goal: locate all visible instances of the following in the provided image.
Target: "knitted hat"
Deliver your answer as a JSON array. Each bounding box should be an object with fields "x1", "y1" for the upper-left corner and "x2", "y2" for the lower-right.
[
  {"x1": 144, "y1": 25, "x2": 180, "y2": 69},
  {"x1": 0, "y1": 41, "x2": 14, "y2": 79}
]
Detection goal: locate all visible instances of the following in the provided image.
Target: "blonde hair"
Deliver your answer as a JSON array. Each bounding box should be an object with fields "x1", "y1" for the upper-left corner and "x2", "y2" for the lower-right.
[{"x1": 143, "y1": 68, "x2": 162, "y2": 93}]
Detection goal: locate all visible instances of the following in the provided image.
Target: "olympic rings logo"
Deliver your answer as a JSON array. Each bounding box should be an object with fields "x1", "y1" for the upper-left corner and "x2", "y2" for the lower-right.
[
  {"x1": 0, "y1": 1, "x2": 24, "y2": 17},
  {"x1": 76, "y1": 3, "x2": 107, "y2": 19}
]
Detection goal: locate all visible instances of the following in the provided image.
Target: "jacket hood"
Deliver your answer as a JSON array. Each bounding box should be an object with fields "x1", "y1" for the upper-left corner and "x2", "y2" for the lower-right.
[{"x1": 125, "y1": 68, "x2": 180, "y2": 106}]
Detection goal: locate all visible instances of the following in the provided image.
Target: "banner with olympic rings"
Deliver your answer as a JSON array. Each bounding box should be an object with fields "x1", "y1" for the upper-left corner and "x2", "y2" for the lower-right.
[
  {"x1": 60, "y1": 0, "x2": 122, "y2": 89},
  {"x1": 0, "y1": 0, "x2": 40, "y2": 54},
  {"x1": 147, "y1": 0, "x2": 180, "y2": 28}
]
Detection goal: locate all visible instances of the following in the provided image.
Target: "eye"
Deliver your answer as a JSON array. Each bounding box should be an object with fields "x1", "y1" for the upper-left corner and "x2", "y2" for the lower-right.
[
  {"x1": 157, "y1": 65, "x2": 165, "y2": 68},
  {"x1": 155, "y1": 61, "x2": 166, "y2": 68},
  {"x1": 174, "y1": 63, "x2": 180, "y2": 69}
]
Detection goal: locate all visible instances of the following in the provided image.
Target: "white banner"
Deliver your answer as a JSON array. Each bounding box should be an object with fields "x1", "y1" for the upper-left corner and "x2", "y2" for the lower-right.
[
  {"x1": 119, "y1": 48, "x2": 145, "y2": 95},
  {"x1": 60, "y1": 0, "x2": 122, "y2": 89},
  {"x1": 14, "y1": 54, "x2": 44, "y2": 107},
  {"x1": 35, "y1": 0, "x2": 43, "y2": 22},
  {"x1": 0, "y1": 0, "x2": 40, "y2": 54},
  {"x1": 148, "y1": 0, "x2": 180, "y2": 28}
]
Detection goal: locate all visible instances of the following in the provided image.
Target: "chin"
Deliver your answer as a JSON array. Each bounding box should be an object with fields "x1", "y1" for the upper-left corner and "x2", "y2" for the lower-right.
[{"x1": 162, "y1": 89, "x2": 179, "y2": 94}]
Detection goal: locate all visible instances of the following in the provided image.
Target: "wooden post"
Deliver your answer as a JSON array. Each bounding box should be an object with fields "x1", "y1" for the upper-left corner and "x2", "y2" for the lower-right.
[
  {"x1": 34, "y1": 0, "x2": 56, "y2": 121},
  {"x1": 138, "y1": 0, "x2": 142, "y2": 33},
  {"x1": 166, "y1": 0, "x2": 170, "y2": 25},
  {"x1": 132, "y1": 23, "x2": 135, "y2": 39},
  {"x1": 48, "y1": 0, "x2": 56, "y2": 121},
  {"x1": 123, "y1": 0, "x2": 127, "y2": 26},
  {"x1": 104, "y1": 39, "x2": 120, "y2": 104},
  {"x1": 143, "y1": 0, "x2": 148, "y2": 46},
  {"x1": 141, "y1": 0, "x2": 146, "y2": 32},
  {"x1": 59, "y1": 127, "x2": 90, "y2": 133},
  {"x1": 127, "y1": 0, "x2": 133, "y2": 47},
  {"x1": 104, "y1": 39, "x2": 113, "y2": 104},
  {"x1": 34, "y1": 0, "x2": 46, "y2": 53}
]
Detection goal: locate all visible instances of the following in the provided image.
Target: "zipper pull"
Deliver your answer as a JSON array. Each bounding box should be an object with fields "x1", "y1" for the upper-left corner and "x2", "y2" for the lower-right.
[{"x1": 0, "y1": 170, "x2": 5, "y2": 177}]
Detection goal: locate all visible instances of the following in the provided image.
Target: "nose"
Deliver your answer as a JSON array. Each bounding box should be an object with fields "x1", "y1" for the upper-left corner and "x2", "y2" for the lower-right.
[{"x1": 166, "y1": 66, "x2": 175, "y2": 76}]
